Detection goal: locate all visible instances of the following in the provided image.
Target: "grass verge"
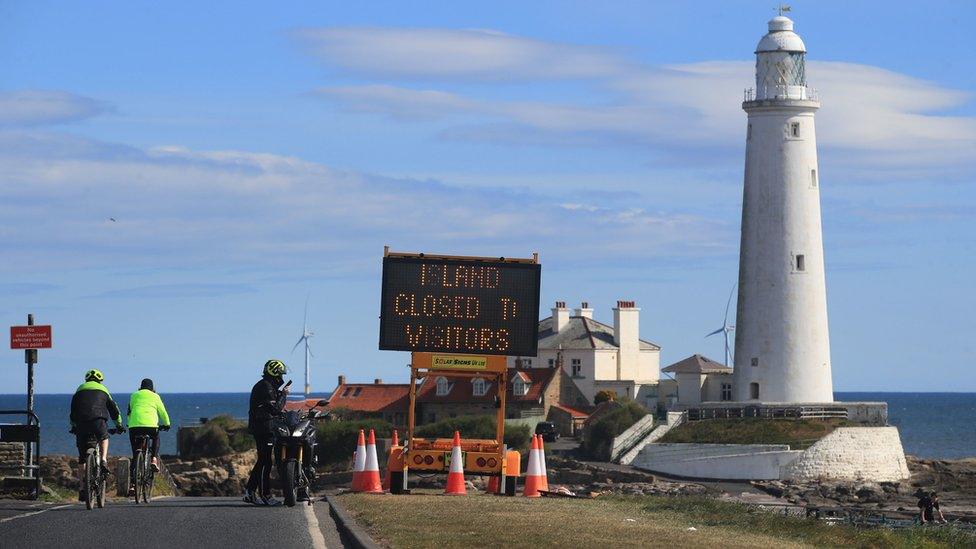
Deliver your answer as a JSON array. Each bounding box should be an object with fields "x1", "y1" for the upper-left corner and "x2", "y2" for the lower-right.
[
  {"x1": 339, "y1": 491, "x2": 973, "y2": 548},
  {"x1": 658, "y1": 418, "x2": 851, "y2": 449}
]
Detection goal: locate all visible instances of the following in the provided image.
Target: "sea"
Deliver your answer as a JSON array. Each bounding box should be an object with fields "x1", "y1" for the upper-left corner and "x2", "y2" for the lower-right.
[{"x1": 0, "y1": 391, "x2": 973, "y2": 459}]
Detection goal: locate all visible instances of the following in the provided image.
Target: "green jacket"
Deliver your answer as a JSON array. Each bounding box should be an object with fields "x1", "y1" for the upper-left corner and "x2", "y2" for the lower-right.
[{"x1": 127, "y1": 389, "x2": 171, "y2": 428}]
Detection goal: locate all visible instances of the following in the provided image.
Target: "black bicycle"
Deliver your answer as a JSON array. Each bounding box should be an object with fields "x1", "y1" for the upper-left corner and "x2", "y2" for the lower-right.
[
  {"x1": 79, "y1": 427, "x2": 121, "y2": 510},
  {"x1": 132, "y1": 426, "x2": 168, "y2": 504}
]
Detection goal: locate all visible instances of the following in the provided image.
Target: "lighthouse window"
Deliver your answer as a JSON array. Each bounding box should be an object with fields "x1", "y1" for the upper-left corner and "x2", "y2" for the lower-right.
[
  {"x1": 811, "y1": 169, "x2": 818, "y2": 188},
  {"x1": 721, "y1": 383, "x2": 733, "y2": 401},
  {"x1": 790, "y1": 122, "x2": 800, "y2": 137},
  {"x1": 747, "y1": 124, "x2": 752, "y2": 139},
  {"x1": 751, "y1": 357, "x2": 759, "y2": 367},
  {"x1": 796, "y1": 254, "x2": 806, "y2": 272},
  {"x1": 750, "y1": 382, "x2": 760, "y2": 400}
]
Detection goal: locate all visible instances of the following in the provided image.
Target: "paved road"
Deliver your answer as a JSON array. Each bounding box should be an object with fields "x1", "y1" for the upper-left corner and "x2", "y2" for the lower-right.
[{"x1": 0, "y1": 496, "x2": 348, "y2": 549}]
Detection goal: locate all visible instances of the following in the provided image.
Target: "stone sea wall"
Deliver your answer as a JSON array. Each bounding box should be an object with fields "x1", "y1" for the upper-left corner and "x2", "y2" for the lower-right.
[{"x1": 783, "y1": 426, "x2": 910, "y2": 482}]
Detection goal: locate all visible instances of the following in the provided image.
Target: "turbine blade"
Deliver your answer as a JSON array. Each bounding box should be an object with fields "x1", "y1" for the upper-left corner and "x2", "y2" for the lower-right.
[
  {"x1": 705, "y1": 327, "x2": 724, "y2": 337},
  {"x1": 291, "y1": 336, "x2": 304, "y2": 354},
  {"x1": 724, "y1": 283, "x2": 737, "y2": 324}
]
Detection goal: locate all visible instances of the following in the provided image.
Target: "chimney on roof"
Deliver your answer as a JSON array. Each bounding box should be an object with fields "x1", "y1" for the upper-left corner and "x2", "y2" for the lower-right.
[
  {"x1": 574, "y1": 301, "x2": 593, "y2": 319},
  {"x1": 374, "y1": 378, "x2": 383, "y2": 385},
  {"x1": 338, "y1": 375, "x2": 346, "y2": 386},
  {"x1": 613, "y1": 300, "x2": 640, "y2": 381},
  {"x1": 552, "y1": 301, "x2": 569, "y2": 332}
]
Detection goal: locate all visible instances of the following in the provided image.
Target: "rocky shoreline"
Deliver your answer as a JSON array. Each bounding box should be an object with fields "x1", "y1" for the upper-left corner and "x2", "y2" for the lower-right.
[
  {"x1": 751, "y1": 456, "x2": 976, "y2": 518},
  {"x1": 18, "y1": 452, "x2": 976, "y2": 517}
]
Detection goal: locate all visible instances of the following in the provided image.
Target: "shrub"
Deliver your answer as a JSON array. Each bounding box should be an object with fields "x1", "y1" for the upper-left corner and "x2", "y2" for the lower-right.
[
  {"x1": 179, "y1": 415, "x2": 254, "y2": 458},
  {"x1": 583, "y1": 400, "x2": 648, "y2": 460},
  {"x1": 414, "y1": 415, "x2": 531, "y2": 453},
  {"x1": 315, "y1": 418, "x2": 394, "y2": 466},
  {"x1": 594, "y1": 390, "x2": 617, "y2": 405}
]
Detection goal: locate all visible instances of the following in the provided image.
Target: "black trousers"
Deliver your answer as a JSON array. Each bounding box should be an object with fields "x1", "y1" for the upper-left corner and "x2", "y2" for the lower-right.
[
  {"x1": 246, "y1": 434, "x2": 274, "y2": 496},
  {"x1": 129, "y1": 427, "x2": 160, "y2": 482}
]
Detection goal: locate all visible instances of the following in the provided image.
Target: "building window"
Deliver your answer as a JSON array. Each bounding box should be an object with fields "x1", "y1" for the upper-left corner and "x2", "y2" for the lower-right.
[
  {"x1": 436, "y1": 376, "x2": 449, "y2": 396},
  {"x1": 751, "y1": 357, "x2": 759, "y2": 367},
  {"x1": 795, "y1": 254, "x2": 806, "y2": 272},
  {"x1": 790, "y1": 122, "x2": 800, "y2": 138},
  {"x1": 352, "y1": 387, "x2": 362, "y2": 397},
  {"x1": 811, "y1": 169, "x2": 818, "y2": 188},
  {"x1": 721, "y1": 383, "x2": 733, "y2": 401},
  {"x1": 472, "y1": 377, "x2": 487, "y2": 397},
  {"x1": 524, "y1": 359, "x2": 532, "y2": 367},
  {"x1": 513, "y1": 378, "x2": 529, "y2": 396},
  {"x1": 548, "y1": 358, "x2": 555, "y2": 368},
  {"x1": 750, "y1": 382, "x2": 760, "y2": 400},
  {"x1": 571, "y1": 359, "x2": 582, "y2": 377},
  {"x1": 342, "y1": 387, "x2": 351, "y2": 397}
]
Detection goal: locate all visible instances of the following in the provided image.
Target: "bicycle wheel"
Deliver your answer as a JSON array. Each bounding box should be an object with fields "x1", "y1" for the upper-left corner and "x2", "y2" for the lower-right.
[
  {"x1": 96, "y1": 460, "x2": 106, "y2": 508},
  {"x1": 134, "y1": 450, "x2": 144, "y2": 504},
  {"x1": 85, "y1": 450, "x2": 96, "y2": 510},
  {"x1": 142, "y1": 451, "x2": 153, "y2": 503}
]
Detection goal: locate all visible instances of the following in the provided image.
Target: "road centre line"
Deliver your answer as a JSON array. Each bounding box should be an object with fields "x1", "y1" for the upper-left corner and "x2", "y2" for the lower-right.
[
  {"x1": 304, "y1": 502, "x2": 328, "y2": 549},
  {"x1": 0, "y1": 503, "x2": 73, "y2": 524}
]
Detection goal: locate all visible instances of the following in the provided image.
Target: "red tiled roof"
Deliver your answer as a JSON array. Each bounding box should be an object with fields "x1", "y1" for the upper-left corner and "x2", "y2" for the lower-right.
[
  {"x1": 417, "y1": 367, "x2": 558, "y2": 403},
  {"x1": 552, "y1": 403, "x2": 589, "y2": 418},
  {"x1": 327, "y1": 383, "x2": 410, "y2": 413}
]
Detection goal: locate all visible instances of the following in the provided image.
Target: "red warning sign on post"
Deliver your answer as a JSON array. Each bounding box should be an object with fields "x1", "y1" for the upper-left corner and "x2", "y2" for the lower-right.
[{"x1": 10, "y1": 325, "x2": 52, "y2": 349}]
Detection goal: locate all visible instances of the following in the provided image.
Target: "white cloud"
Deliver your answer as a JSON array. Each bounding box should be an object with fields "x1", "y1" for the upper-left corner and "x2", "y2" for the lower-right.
[
  {"x1": 0, "y1": 90, "x2": 111, "y2": 127},
  {"x1": 294, "y1": 27, "x2": 627, "y2": 81},
  {"x1": 0, "y1": 131, "x2": 728, "y2": 272},
  {"x1": 302, "y1": 27, "x2": 976, "y2": 174}
]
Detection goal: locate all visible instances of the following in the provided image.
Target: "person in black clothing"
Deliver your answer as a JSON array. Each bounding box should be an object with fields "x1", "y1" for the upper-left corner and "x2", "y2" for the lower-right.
[
  {"x1": 918, "y1": 490, "x2": 947, "y2": 524},
  {"x1": 69, "y1": 369, "x2": 125, "y2": 501},
  {"x1": 244, "y1": 359, "x2": 290, "y2": 506}
]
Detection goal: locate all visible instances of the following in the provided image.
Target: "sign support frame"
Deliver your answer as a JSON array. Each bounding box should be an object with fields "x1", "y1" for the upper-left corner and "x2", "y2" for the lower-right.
[{"x1": 24, "y1": 314, "x2": 36, "y2": 475}]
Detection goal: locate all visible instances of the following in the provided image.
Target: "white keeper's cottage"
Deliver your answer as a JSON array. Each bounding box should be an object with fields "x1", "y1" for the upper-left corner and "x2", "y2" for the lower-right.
[{"x1": 509, "y1": 301, "x2": 662, "y2": 405}]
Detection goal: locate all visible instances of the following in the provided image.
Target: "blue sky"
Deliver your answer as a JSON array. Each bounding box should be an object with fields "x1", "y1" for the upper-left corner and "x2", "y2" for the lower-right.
[{"x1": 1, "y1": 1, "x2": 974, "y2": 394}]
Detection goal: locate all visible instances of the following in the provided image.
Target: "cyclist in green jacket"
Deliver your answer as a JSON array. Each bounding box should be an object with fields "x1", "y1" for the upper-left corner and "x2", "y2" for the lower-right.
[{"x1": 127, "y1": 378, "x2": 170, "y2": 492}]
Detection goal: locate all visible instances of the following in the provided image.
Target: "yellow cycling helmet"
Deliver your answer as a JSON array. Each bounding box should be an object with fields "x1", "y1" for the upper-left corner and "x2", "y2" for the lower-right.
[
  {"x1": 263, "y1": 359, "x2": 287, "y2": 377},
  {"x1": 85, "y1": 369, "x2": 104, "y2": 382}
]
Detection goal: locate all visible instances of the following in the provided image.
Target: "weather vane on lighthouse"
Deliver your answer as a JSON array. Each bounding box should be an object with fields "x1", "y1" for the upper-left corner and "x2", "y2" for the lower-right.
[{"x1": 777, "y1": 4, "x2": 792, "y2": 16}]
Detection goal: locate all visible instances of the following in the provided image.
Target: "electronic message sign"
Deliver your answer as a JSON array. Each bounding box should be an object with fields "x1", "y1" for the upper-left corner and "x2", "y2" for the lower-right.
[{"x1": 379, "y1": 254, "x2": 541, "y2": 356}]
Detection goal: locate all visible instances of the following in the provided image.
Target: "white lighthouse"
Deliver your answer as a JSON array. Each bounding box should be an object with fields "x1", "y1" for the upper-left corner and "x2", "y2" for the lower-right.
[{"x1": 732, "y1": 15, "x2": 834, "y2": 403}]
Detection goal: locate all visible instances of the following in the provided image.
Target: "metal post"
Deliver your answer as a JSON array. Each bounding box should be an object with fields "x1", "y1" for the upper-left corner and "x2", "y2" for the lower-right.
[{"x1": 24, "y1": 314, "x2": 36, "y2": 478}]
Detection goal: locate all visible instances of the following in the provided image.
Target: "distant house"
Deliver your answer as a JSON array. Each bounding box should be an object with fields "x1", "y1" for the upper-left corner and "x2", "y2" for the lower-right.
[
  {"x1": 509, "y1": 301, "x2": 662, "y2": 407},
  {"x1": 661, "y1": 354, "x2": 733, "y2": 406},
  {"x1": 326, "y1": 376, "x2": 410, "y2": 426},
  {"x1": 548, "y1": 403, "x2": 590, "y2": 437},
  {"x1": 415, "y1": 366, "x2": 590, "y2": 425}
]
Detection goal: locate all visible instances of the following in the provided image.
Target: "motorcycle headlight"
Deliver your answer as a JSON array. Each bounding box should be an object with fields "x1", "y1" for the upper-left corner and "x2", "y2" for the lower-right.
[
  {"x1": 292, "y1": 429, "x2": 304, "y2": 437},
  {"x1": 277, "y1": 426, "x2": 289, "y2": 436}
]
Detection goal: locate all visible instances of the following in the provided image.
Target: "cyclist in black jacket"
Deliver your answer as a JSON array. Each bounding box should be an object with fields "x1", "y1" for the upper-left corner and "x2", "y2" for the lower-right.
[
  {"x1": 244, "y1": 359, "x2": 289, "y2": 506},
  {"x1": 70, "y1": 369, "x2": 125, "y2": 500}
]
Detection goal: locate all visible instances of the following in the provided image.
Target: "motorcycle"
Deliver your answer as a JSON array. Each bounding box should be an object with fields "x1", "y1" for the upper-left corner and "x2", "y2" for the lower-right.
[{"x1": 271, "y1": 399, "x2": 329, "y2": 507}]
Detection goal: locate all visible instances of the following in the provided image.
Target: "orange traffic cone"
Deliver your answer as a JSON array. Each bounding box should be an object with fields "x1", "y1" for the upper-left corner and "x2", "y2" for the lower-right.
[
  {"x1": 444, "y1": 431, "x2": 466, "y2": 495},
  {"x1": 537, "y1": 434, "x2": 549, "y2": 492},
  {"x1": 383, "y1": 429, "x2": 400, "y2": 490},
  {"x1": 522, "y1": 435, "x2": 542, "y2": 497},
  {"x1": 361, "y1": 429, "x2": 384, "y2": 494},
  {"x1": 486, "y1": 475, "x2": 500, "y2": 494},
  {"x1": 350, "y1": 429, "x2": 366, "y2": 492}
]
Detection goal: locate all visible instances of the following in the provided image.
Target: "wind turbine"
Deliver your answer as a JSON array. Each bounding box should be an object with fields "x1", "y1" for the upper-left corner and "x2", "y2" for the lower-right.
[
  {"x1": 705, "y1": 284, "x2": 736, "y2": 367},
  {"x1": 292, "y1": 297, "x2": 314, "y2": 398}
]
